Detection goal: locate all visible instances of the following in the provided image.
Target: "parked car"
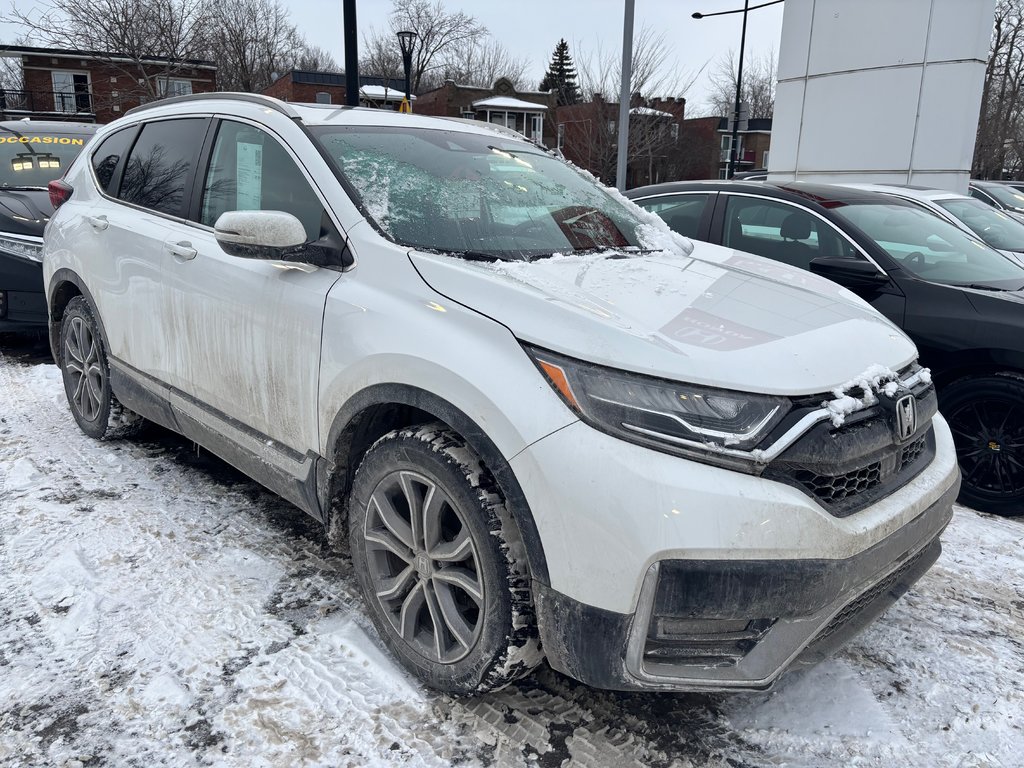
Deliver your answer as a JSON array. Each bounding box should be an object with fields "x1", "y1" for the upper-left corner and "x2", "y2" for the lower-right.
[
  {"x1": 731, "y1": 169, "x2": 768, "y2": 181},
  {"x1": 627, "y1": 180, "x2": 1024, "y2": 515},
  {"x1": 968, "y1": 179, "x2": 1024, "y2": 222},
  {"x1": 43, "y1": 94, "x2": 958, "y2": 694},
  {"x1": 842, "y1": 183, "x2": 1024, "y2": 262},
  {"x1": 0, "y1": 120, "x2": 96, "y2": 331}
]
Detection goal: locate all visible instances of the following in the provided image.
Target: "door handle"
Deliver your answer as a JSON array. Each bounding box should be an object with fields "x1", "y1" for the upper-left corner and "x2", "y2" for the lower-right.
[
  {"x1": 87, "y1": 215, "x2": 108, "y2": 231},
  {"x1": 167, "y1": 241, "x2": 197, "y2": 261}
]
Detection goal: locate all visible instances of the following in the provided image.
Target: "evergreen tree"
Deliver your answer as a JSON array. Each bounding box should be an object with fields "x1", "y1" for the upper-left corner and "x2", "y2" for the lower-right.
[{"x1": 539, "y1": 39, "x2": 580, "y2": 106}]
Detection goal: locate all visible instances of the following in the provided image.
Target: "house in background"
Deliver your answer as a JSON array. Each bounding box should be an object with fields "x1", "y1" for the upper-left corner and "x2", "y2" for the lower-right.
[
  {"x1": 415, "y1": 77, "x2": 556, "y2": 145},
  {"x1": 716, "y1": 117, "x2": 772, "y2": 178},
  {"x1": 262, "y1": 70, "x2": 411, "y2": 109},
  {"x1": 556, "y1": 94, "x2": 686, "y2": 188},
  {"x1": 0, "y1": 45, "x2": 216, "y2": 124}
]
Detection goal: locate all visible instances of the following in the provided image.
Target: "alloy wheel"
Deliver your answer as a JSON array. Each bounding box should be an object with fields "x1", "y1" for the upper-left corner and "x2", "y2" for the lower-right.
[
  {"x1": 363, "y1": 470, "x2": 484, "y2": 664},
  {"x1": 947, "y1": 398, "x2": 1024, "y2": 499},
  {"x1": 64, "y1": 315, "x2": 105, "y2": 423}
]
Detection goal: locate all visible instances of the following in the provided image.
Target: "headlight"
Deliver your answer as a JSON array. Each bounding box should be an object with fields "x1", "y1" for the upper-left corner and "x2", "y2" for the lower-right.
[
  {"x1": 0, "y1": 235, "x2": 44, "y2": 263},
  {"x1": 526, "y1": 345, "x2": 790, "y2": 468}
]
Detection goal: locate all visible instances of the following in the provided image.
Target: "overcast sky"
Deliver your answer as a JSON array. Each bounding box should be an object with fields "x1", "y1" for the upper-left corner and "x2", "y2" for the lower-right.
[{"x1": 1, "y1": 0, "x2": 786, "y2": 113}]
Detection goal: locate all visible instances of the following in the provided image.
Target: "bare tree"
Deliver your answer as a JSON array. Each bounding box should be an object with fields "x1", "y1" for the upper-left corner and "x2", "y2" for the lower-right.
[
  {"x1": 359, "y1": 0, "x2": 487, "y2": 93},
  {"x1": 207, "y1": 0, "x2": 301, "y2": 92},
  {"x1": 4, "y1": 0, "x2": 212, "y2": 99},
  {"x1": 703, "y1": 48, "x2": 777, "y2": 119},
  {"x1": 430, "y1": 37, "x2": 529, "y2": 90},
  {"x1": 293, "y1": 44, "x2": 338, "y2": 73},
  {"x1": 574, "y1": 26, "x2": 701, "y2": 103},
  {"x1": 974, "y1": 0, "x2": 1024, "y2": 178}
]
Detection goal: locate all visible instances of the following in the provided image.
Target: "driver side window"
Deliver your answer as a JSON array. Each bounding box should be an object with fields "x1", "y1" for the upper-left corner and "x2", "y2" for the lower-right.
[{"x1": 199, "y1": 120, "x2": 326, "y2": 242}]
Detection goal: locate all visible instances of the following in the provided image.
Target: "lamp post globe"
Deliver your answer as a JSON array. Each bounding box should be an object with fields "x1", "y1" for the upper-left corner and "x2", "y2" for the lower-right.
[{"x1": 396, "y1": 30, "x2": 417, "y2": 111}]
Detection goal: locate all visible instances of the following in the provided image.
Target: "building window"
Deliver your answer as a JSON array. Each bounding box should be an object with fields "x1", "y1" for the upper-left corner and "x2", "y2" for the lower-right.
[
  {"x1": 720, "y1": 134, "x2": 731, "y2": 150},
  {"x1": 461, "y1": 110, "x2": 475, "y2": 119},
  {"x1": 51, "y1": 71, "x2": 90, "y2": 113},
  {"x1": 316, "y1": 91, "x2": 331, "y2": 104},
  {"x1": 158, "y1": 78, "x2": 193, "y2": 97},
  {"x1": 762, "y1": 150, "x2": 770, "y2": 168},
  {"x1": 671, "y1": 124, "x2": 679, "y2": 141}
]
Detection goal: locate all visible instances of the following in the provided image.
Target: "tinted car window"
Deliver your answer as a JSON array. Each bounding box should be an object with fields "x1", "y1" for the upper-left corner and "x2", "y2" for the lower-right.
[
  {"x1": 636, "y1": 194, "x2": 710, "y2": 238},
  {"x1": 118, "y1": 118, "x2": 208, "y2": 218},
  {"x1": 0, "y1": 128, "x2": 89, "y2": 189},
  {"x1": 200, "y1": 120, "x2": 325, "y2": 241},
  {"x1": 722, "y1": 196, "x2": 858, "y2": 270},
  {"x1": 935, "y1": 197, "x2": 1024, "y2": 252},
  {"x1": 978, "y1": 183, "x2": 1024, "y2": 210},
  {"x1": 90, "y1": 128, "x2": 135, "y2": 194}
]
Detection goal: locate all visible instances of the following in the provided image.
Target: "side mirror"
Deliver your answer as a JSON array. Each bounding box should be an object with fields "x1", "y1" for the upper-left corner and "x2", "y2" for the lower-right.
[
  {"x1": 809, "y1": 256, "x2": 889, "y2": 289},
  {"x1": 214, "y1": 210, "x2": 307, "y2": 260}
]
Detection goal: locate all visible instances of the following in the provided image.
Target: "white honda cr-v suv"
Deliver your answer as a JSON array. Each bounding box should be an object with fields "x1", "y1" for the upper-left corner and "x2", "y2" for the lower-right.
[{"x1": 43, "y1": 94, "x2": 959, "y2": 694}]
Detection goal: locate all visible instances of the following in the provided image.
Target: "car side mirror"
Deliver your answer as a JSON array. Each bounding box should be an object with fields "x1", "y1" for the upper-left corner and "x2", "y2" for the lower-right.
[
  {"x1": 809, "y1": 256, "x2": 889, "y2": 289},
  {"x1": 214, "y1": 210, "x2": 307, "y2": 260}
]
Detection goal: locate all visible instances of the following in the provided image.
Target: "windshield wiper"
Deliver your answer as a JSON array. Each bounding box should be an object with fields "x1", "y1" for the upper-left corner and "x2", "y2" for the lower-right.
[
  {"x1": 0, "y1": 185, "x2": 47, "y2": 191},
  {"x1": 955, "y1": 283, "x2": 1012, "y2": 291}
]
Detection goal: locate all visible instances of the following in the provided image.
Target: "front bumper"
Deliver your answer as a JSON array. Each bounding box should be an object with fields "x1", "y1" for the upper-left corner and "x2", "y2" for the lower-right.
[
  {"x1": 534, "y1": 478, "x2": 956, "y2": 691},
  {"x1": 0, "y1": 251, "x2": 46, "y2": 330}
]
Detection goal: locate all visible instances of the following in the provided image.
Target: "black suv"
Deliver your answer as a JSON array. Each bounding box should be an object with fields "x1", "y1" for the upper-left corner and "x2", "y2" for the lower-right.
[
  {"x1": 0, "y1": 120, "x2": 96, "y2": 331},
  {"x1": 627, "y1": 180, "x2": 1024, "y2": 515}
]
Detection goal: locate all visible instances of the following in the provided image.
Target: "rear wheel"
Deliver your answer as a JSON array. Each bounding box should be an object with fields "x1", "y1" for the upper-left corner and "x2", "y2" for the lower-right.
[
  {"x1": 942, "y1": 373, "x2": 1024, "y2": 516},
  {"x1": 348, "y1": 423, "x2": 542, "y2": 693},
  {"x1": 59, "y1": 296, "x2": 145, "y2": 440}
]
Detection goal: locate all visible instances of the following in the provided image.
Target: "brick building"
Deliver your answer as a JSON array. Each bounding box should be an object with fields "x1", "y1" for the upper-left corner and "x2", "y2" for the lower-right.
[
  {"x1": 556, "y1": 95, "x2": 686, "y2": 188},
  {"x1": 715, "y1": 117, "x2": 773, "y2": 178},
  {"x1": 415, "y1": 77, "x2": 557, "y2": 145},
  {"x1": 0, "y1": 45, "x2": 216, "y2": 124},
  {"x1": 262, "y1": 70, "x2": 411, "y2": 109}
]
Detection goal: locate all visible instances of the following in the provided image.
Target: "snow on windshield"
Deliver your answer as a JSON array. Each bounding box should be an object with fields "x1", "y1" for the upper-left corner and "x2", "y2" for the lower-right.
[{"x1": 312, "y1": 125, "x2": 692, "y2": 262}]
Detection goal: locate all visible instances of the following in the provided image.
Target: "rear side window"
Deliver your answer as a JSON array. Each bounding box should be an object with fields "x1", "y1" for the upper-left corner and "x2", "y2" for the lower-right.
[
  {"x1": 91, "y1": 128, "x2": 134, "y2": 194},
  {"x1": 635, "y1": 194, "x2": 711, "y2": 239},
  {"x1": 117, "y1": 118, "x2": 208, "y2": 218}
]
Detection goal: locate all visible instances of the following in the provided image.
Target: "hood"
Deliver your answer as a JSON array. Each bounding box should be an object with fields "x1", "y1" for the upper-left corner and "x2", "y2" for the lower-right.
[
  {"x1": 410, "y1": 242, "x2": 917, "y2": 396},
  {"x1": 0, "y1": 189, "x2": 51, "y2": 237}
]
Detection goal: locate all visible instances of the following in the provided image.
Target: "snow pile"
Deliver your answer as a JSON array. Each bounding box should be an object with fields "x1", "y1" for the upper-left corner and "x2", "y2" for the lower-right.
[{"x1": 822, "y1": 363, "x2": 928, "y2": 427}]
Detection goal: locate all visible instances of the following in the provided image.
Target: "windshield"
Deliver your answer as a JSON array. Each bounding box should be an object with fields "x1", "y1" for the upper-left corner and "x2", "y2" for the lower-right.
[
  {"x1": 978, "y1": 183, "x2": 1024, "y2": 210},
  {"x1": 311, "y1": 125, "x2": 652, "y2": 260},
  {"x1": 0, "y1": 130, "x2": 89, "y2": 189},
  {"x1": 936, "y1": 197, "x2": 1024, "y2": 252},
  {"x1": 834, "y1": 202, "x2": 1024, "y2": 288}
]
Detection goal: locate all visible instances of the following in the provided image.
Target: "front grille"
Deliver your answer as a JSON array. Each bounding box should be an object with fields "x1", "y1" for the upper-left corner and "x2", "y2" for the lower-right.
[
  {"x1": 812, "y1": 545, "x2": 929, "y2": 647},
  {"x1": 764, "y1": 381, "x2": 938, "y2": 517},
  {"x1": 898, "y1": 435, "x2": 927, "y2": 473},
  {"x1": 794, "y1": 462, "x2": 882, "y2": 505}
]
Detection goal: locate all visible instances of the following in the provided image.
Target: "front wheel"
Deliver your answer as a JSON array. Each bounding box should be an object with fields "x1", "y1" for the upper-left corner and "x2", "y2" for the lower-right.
[
  {"x1": 348, "y1": 423, "x2": 542, "y2": 693},
  {"x1": 59, "y1": 296, "x2": 144, "y2": 440},
  {"x1": 942, "y1": 373, "x2": 1024, "y2": 516}
]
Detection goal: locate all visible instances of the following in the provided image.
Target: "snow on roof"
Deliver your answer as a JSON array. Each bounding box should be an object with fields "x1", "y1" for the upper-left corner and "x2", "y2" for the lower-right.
[
  {"x1": 472, "y1": 95, "x2": 548, "y2": 111},
  {"x1": 359, "y1": 85, "x2": 415, "y2": 100},
  {"x1": 630, "y1": 106, "x2": 674, "y2": 118}
]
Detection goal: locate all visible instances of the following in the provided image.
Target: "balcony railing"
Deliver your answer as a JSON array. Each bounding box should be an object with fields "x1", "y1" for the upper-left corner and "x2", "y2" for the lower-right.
[{"x1": 0, "y1": 88, "x2": 95, "y2": 116}]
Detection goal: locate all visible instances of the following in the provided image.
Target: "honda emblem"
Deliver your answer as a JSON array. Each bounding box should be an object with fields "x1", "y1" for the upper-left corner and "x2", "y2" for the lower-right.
[{"x1": 895, "y1": 394, "x2": 917, "y2": 442}]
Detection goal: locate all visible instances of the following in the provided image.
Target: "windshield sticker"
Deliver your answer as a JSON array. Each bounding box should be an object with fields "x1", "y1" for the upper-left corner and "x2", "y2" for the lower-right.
[
  {"x1": 235, "y1": 141, "x2": 263, "y2": 210},
  {"x1": 1, "y1": 136, "x2": 84, "y2": 145}
]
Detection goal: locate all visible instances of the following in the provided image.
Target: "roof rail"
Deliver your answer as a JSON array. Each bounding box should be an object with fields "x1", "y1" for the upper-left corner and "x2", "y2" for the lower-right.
[{"x1": 125, "y1": 92, "x2": 299, "y2": 119}]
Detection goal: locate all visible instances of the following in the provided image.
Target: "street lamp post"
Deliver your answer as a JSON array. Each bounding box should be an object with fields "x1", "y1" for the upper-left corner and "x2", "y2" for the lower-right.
[
  {"x1": 693, "y1": 0, "x2": 784, "y2": 179},
  {"x1": 397, "y1": 30, "x2": 417, "y2": 113}
]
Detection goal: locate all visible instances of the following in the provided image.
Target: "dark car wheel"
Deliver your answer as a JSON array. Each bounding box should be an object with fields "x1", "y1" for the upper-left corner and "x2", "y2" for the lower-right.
[
  {"x1": 59, "y1": 296, "x2": 145, "y2": 440},
  {"x1": 348, "y1": 423, "x2": 542, "y2": 693},
  {"x1": 942, "y1": 373, "x2": 1024, "y2": 516}
]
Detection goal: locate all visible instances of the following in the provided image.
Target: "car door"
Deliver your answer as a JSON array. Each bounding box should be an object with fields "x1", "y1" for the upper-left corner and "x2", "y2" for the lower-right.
[
  {"x1": 86, "y1": 118, "x2": 210, "y2": 379},
  {"x1": 159, "y1": 117, "x2": 343, "y2": 455},
  {"x1": 712, "y1": 192, "x2": 909, "y2": 327}
]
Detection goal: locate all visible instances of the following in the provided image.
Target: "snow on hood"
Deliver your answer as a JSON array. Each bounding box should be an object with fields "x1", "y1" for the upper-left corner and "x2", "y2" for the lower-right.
[{"x1": 410, "y1": 242, "x2": 917, "y2": 396}]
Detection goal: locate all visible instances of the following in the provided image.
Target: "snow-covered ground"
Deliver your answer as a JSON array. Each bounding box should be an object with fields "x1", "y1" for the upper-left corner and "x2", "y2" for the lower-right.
[{"x1": 1, "y1": 346, "x2": 1022, "y2": 768}]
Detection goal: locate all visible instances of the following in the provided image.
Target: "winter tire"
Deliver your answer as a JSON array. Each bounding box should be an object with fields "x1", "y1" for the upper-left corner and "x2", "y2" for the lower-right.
[
  {"x1": 942, "y1": 372, "x2": 1024, "y2": 516},
  {"x1": 59, "y1": 296, "x2": 145, "y2": 440},
  {"x1": 348, "y1": 423, "x2": 542, "y2": 693}
]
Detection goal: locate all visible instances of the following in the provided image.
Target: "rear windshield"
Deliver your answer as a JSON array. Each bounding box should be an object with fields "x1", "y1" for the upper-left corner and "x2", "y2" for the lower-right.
[
  {"x1": 0, "y1": 130, "x2": 89, "y2": 189},
  {"x1": 310, "y1": 125, "x2": 654, "y2": 260}
]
